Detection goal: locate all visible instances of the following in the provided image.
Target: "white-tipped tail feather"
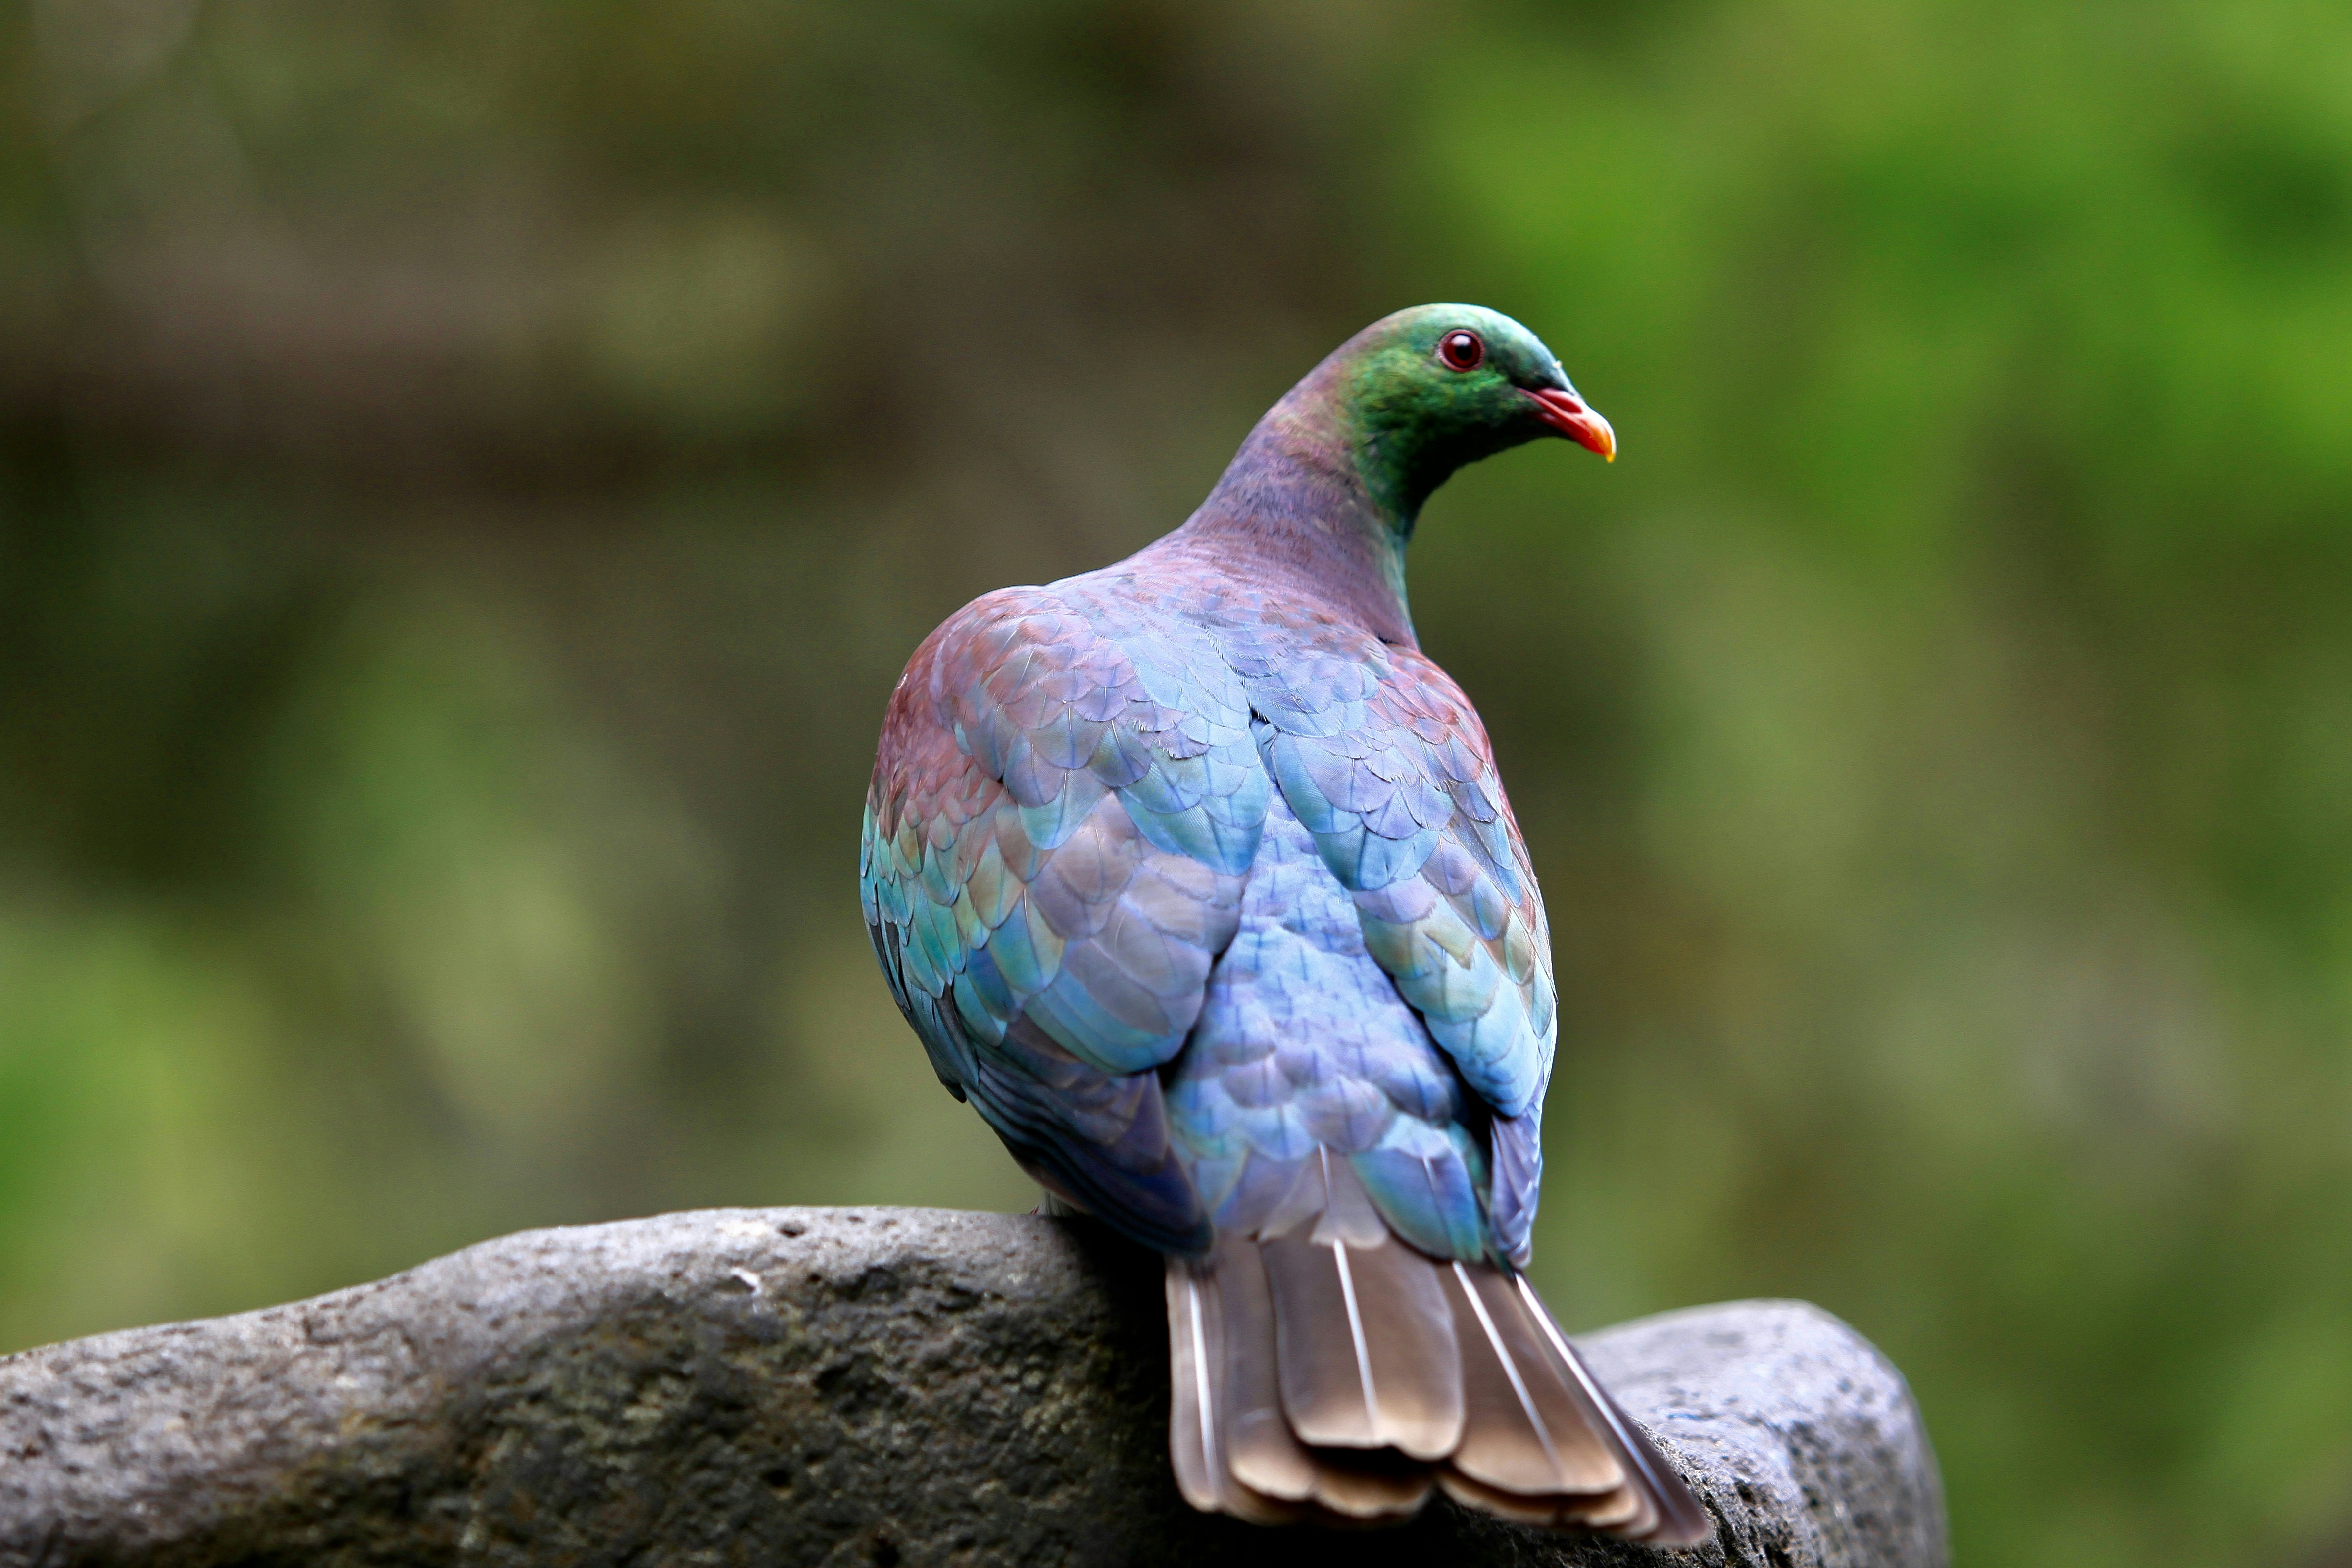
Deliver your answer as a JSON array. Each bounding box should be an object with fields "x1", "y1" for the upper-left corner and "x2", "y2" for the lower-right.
[{"x1": 1164, "y1": 1164, "x2": 1710, "y2": 1544}]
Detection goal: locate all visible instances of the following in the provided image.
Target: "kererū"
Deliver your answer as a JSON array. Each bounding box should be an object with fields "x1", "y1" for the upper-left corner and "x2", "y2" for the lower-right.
[{"x1": 861, "y1": 305, "x2": 1708, "y2": 1542}]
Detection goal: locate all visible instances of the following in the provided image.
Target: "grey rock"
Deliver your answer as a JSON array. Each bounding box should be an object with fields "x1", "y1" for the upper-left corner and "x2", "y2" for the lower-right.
[{"x1": 0, "y1": 1208, "x2": 1946, "y2": 1567}]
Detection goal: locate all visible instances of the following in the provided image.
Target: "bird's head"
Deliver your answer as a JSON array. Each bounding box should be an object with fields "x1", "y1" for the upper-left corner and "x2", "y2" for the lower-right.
[
  {"x1": 1182, "y1": 303, "x2": 1615, "y2": 643},
  {"x1": 1322, "y1": 303, "x2": 1614, "y2": 522}
]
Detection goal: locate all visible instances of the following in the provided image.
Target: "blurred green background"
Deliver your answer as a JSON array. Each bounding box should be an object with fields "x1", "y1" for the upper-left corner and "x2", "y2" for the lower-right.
[{"x1": 3, "y1": 0, "x2": 2350, "y2": 1562}]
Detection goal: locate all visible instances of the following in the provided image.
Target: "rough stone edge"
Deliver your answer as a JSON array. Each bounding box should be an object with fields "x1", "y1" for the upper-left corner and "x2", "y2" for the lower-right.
[{"x1": 0, "y1": 1208, "x2": 1949, "y2": 1568}]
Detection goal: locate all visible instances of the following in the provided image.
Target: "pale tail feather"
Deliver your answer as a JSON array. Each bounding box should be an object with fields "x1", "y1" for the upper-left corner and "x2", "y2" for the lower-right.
[
  {"x1": 1214, "y1": 1239, "x2": 1320, "y2": 1504},
  {"x1": 1165, "y1": 1159, "x2": 1711, "y2": 1545},
  {"x1": 1168, "y1": 1252, "x2": 1305, "y2": 1525},
  {"x1": 1166, "y1": 1261, "x2": 1214, "y2": 1510},
  {"x1": 1512, "y1": 1273, "x2": 1714, "y2": 1545}
]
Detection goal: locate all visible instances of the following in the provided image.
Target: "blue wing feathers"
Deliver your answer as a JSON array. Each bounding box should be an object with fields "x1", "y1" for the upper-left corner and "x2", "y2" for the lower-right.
[{"x1": 864, "y1": 570, "x2": 1557, "y2": 1267}]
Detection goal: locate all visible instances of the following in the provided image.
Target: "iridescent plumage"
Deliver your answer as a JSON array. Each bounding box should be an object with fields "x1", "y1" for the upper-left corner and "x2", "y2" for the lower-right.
[{"x1": 862, "y1": 305, "x2": 1706, "y2": 1542}]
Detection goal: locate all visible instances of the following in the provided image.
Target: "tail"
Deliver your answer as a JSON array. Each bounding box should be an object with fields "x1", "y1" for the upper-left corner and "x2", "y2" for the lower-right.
[{"x1": 1164, "y1": 1156, "x2": 1710, "y2": 1543}]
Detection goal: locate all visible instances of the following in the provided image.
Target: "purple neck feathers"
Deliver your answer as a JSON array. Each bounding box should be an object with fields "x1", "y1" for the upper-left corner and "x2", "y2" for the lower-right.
[{"x1": 1133, "y1": 357, "x2": 1418, "y2": 648}]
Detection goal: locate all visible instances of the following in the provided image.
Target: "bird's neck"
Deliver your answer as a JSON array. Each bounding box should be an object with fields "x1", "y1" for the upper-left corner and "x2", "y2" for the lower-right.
[{"x1": 1151, "y1": 366, "x2": 1423, "y2": 647}]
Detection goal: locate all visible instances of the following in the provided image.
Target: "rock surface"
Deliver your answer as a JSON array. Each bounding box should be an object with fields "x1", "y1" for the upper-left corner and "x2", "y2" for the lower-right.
[{"x1": 0, "y1": 1208, "x2": 1946, "y2": 1567}]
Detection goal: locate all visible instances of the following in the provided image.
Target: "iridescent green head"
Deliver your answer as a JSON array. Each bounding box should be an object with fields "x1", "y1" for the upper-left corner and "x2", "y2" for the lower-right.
[
  {"x1": 1315, "y1": 302, "x2": 1615, "y2": 523},
  {"x1": 1178, "y1": 302, "x2": 1616, "y2": 645}
]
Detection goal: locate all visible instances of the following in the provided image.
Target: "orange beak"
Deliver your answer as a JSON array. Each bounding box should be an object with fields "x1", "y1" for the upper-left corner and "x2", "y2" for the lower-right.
[{"x1": 1527, "y1": 387, "x2": 1616, "y2": 462}]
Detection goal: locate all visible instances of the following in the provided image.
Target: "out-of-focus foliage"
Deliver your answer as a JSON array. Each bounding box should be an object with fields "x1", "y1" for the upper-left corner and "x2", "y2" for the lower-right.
[{"x1": 1, "y1": 0, "x2": 2348, "y2": 1562}]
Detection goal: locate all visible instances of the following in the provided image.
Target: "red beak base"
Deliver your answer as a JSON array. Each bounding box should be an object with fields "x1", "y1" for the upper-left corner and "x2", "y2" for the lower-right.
[{"x1": 1527, "y1": 387, "x2": 1617, "y2": 462}]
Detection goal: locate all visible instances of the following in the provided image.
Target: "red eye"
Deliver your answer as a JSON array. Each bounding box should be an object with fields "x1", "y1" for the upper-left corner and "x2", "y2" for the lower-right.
[{"x1": 1438, "y1": 330, "x2": 1485, "y2": 371}]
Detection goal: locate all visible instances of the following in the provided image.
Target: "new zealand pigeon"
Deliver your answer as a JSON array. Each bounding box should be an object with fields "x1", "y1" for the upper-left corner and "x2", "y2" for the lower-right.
[{"x1": 861, "y1": 305, "x2": 1708, "y2": 1542}]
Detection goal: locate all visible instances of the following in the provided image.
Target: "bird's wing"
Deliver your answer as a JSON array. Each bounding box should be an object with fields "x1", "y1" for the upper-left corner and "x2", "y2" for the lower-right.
[
  {"x1": 862, "y1": 586, "x2": 1269, "y2": 1252},
  {"x1": 1236, "y1": 630, "x2": 1556, "y2": 1266}
]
